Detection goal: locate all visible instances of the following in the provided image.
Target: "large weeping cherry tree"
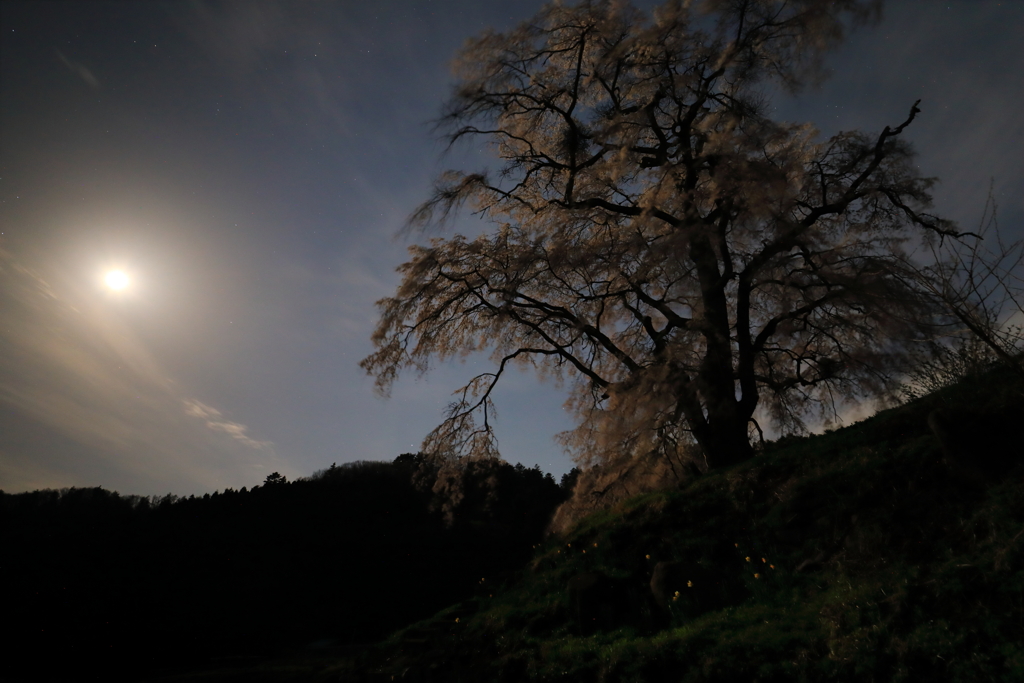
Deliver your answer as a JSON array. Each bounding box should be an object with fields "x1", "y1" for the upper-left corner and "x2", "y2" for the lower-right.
[{"x1": 361, "y1": 0, "x2": 961, "y2": 474}]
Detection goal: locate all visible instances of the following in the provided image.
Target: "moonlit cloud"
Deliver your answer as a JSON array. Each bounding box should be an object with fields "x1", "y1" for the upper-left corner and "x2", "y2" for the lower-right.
[{"x1": 182, "y1": 399, "x2": 273, "y2": 450}]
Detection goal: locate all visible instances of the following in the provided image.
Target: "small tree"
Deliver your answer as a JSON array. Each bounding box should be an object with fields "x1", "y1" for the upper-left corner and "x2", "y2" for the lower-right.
[
  {"x1": 362, "y1": 0, "x2": 958, "y2": 473},
  {"x1": 264, "y1": 472, "x2": 287, "y2": 486}
]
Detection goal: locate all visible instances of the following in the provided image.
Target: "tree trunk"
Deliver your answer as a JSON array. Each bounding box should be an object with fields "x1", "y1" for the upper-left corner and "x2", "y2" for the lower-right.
[
  {"x1": 688, "y1": 402, "x2": 755, "y2": 470},
  {"x1": 675, "y1": 373, "x2": 756, "y2": 471}
]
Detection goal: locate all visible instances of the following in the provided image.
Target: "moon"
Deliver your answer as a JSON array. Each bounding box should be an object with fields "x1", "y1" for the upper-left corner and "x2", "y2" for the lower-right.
[{"x1": 105, "y1": 270, "x2": 130, "y2": 290}]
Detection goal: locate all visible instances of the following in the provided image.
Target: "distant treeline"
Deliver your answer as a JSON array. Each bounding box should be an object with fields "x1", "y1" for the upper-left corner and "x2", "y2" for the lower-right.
[{"x1": 1, "y1": 455, "x2": 573, "y2": 682}]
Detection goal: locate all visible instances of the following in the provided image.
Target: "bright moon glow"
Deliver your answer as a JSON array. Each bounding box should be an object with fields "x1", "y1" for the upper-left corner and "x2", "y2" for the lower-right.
[{"x1": 105, "y1": 270, "x2": 130, "y2": 290}]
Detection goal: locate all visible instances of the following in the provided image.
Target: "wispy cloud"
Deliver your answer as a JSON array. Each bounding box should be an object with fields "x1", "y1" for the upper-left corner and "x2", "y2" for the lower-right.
[
  {"x1": 56, "y1": 50, "x2": 99, "y2": 88},
  {"x1": 182, "y1": 399, "x2": 273, "y2": 450}
]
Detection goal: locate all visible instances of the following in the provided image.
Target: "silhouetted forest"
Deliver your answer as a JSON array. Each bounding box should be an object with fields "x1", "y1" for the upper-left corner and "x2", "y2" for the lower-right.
[{"x1": 1, "y1": 455, "x2": 571, "y2": 681}]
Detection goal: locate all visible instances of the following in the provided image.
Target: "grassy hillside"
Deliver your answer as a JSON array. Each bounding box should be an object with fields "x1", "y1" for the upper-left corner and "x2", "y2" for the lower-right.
[{"x1": 148, "y1": 365, "x2": 1024, "y2": 682}]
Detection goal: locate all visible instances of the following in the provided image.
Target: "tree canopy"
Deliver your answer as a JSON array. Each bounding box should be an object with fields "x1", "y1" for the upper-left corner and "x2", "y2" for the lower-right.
[{"x1": 362, "y1": 0, "x2": 959, "y2": 472}]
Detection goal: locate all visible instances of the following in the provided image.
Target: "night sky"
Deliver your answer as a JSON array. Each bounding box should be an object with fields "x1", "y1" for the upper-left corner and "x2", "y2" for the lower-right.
[{"x1": 1, "y1": 1, "x2": 1021, "y2": 496}]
